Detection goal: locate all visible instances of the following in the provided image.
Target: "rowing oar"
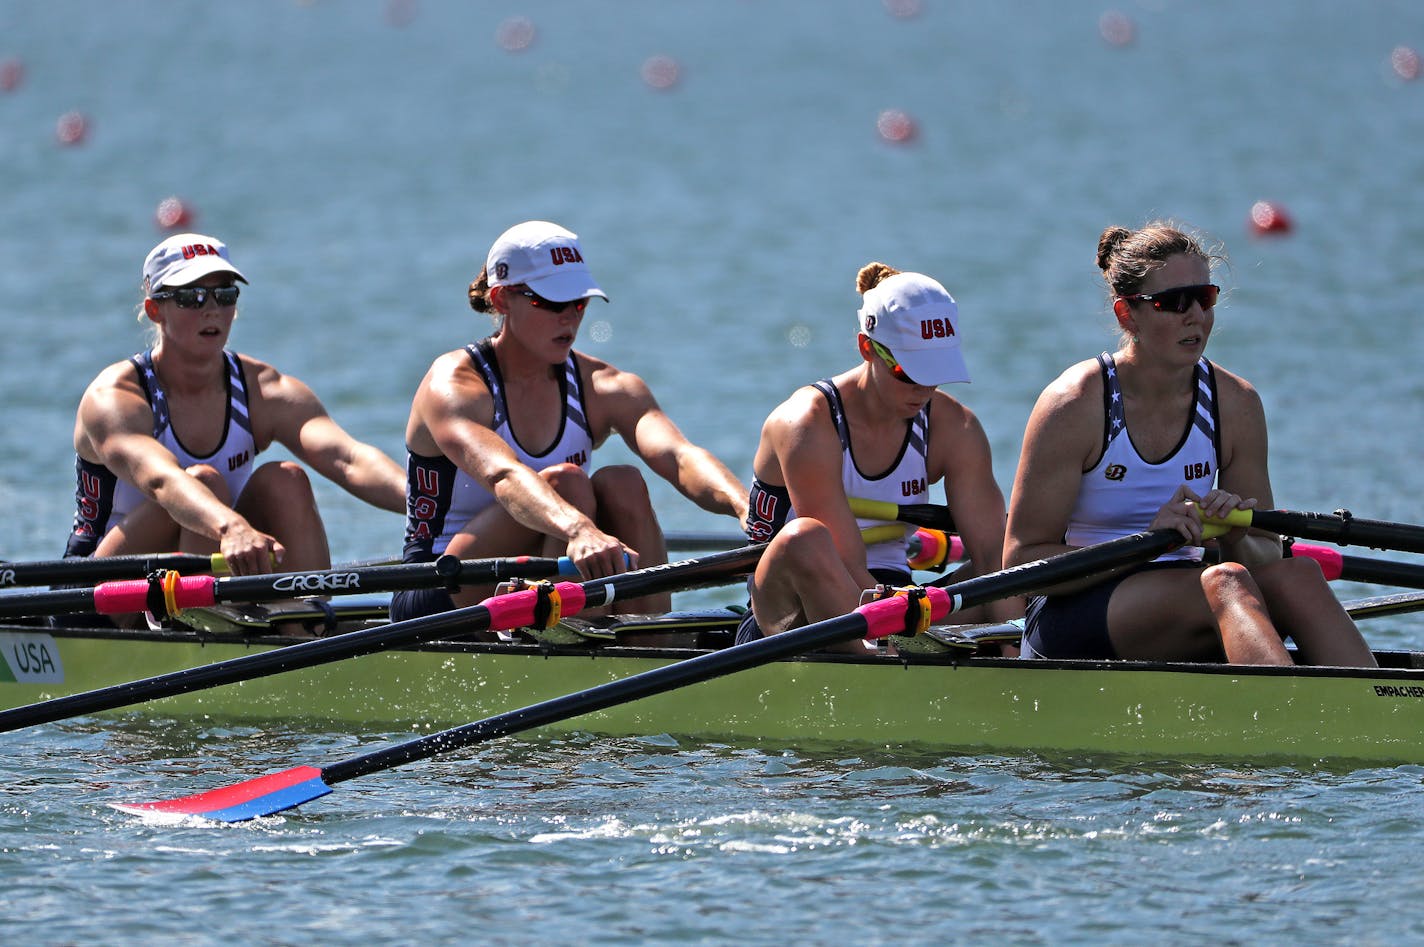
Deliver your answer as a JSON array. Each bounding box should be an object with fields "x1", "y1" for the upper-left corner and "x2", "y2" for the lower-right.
[
  {"x1": 848, "y1": 497, "x2": 955, "y2": 532},
  {"x1": 1204, "y1": 508, "x2": 1424, "y2": 555},
  {"x1": 0, "y1": 544, "x2": 764, "y2": 735},
  {"x1": 1287, "y1": 541, "x2": 1424, "y2": 590},
  {"x1": 0, "y1": 554, "x2": 577, "y2": 621},
  {"x1": 666, "y1": 525, "x2": 963, "y2": 569},
  {"x1": 0, "y1": 552, "x2": 229, "y2": 589},
  {"x1": 111, "y1": 528, "x2": 1179, "y2": 822}
]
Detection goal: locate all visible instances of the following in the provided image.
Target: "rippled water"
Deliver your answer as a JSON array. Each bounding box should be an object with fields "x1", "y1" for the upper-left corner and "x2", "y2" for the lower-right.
[{"x1": 4, "y1": 0, "x2": 1424, "y2": 942}]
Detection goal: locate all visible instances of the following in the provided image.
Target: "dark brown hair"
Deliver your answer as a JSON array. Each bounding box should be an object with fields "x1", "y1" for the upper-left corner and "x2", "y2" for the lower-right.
[
  {"x1": 468, "y1": 265, "x2": 494, "y2": 313},
  {"x1": 1096, "y1": 221, "x2": 1216, "y2": 297}
]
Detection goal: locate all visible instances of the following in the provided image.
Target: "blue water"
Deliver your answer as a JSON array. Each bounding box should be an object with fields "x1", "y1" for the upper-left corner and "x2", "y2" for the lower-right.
[{"x1": 3, "y1": 0, "x2": 1424, "y2": 942}]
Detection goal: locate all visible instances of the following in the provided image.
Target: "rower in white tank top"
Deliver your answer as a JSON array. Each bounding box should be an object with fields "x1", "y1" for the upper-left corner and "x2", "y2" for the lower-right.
[
  {"x1": 66, "y1": 348, "x2": 255, "y2": 557},
  {"x1": 402, "y1": 337, "x2": 594, "y2": 560},
  {"x1": 744, "y1": 379, "x2": 930, "y2": 576},
  {"x1": 1065, "y1": 352, "x2": 1221, "y2": 562}
]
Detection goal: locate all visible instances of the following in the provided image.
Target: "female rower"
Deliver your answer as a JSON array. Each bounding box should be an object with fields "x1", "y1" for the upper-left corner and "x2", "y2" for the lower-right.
[
  {"x1": 392, "y1": 220, "x2": 747, "y2": 623},
  {"x1": 737, "y1": 262, "x2": 1019, "y2": 653},
  {"x1": 1004, "y1": 221, "x2": 1376, "y2": 666},
  {"x1": 69, "y1": 233, "x2": 407, "y2": 579}
]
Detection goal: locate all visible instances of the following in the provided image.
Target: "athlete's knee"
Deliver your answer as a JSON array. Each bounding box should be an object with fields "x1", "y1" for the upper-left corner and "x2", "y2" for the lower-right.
[
  {"x1": 541, "y1": 463, "x2": 594, "y2": 510},
  {"x1": 771, "y1": 518, "x2": 838, "y2": 566},
  {"x1": 1255, "y1": 555, "x2": 1328, "y2": 599},
  {"x1": 184, "y1": 464, "x2": 232, "y2": 504},
  {"x1": 591, "y1": 465, "x2": 653, "y2": 516},
  {"x1": 1200, "y1": 561, "x2": 1263, "y2": 602},
  {"x1": 245, "y1": 461, "x2": 317, "y2": 505}
]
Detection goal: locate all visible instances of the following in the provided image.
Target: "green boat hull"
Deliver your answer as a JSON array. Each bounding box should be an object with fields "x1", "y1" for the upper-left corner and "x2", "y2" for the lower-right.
[{"x1": 5, "y1": 626, "x2": 1424, "y2": 765}]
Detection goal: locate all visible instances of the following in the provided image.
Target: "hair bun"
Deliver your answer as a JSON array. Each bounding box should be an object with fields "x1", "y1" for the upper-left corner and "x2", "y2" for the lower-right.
[{"x1": 855, "y1": 261, "x2": 901, "y2": 294}]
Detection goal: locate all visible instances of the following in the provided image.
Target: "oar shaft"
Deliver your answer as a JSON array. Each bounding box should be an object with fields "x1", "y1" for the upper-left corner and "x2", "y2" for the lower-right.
[
  {"x1": 0, "y1": 555, "x2": 574, "y2": 619},
  {"x1": 0, "y1": 545, "x2": 764, "y2": 734},
  {"x1": 848, "y1": 497, "x2": 955, "y2": 532},
  {"x1": 1288, "y1": 542, "x2": 1424, "y2": 589},
  {"x1": 1208, "y1": 508, "x2": 1424, "y2": 555},
  {"x1": 0, "y1": 553, "x2": 224, "y2": 589}
]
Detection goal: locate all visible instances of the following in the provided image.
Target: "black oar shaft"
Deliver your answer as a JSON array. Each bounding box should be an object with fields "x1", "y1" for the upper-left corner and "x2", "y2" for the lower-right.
[
  {"x1": 0, "y1": 553, "x2": 220, "y2": 589},
  {"x1": 324, "y1": 608, "x2": 872, "y2": 784},
  {"x1": 328, "y1": 530, "x2": 1182, "y2": 785},
  {"x1": 0, "y1": 545, "x2": 764, "y2": 733},
  {"x1": 1252, "y1": 510, "x2": 1424, "y2": 555}
]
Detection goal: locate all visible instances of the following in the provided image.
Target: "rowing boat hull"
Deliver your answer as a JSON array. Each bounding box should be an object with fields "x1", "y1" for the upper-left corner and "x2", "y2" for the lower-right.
[{"x1": 5, "y1": 625, "x2": 1424, "y2": 765}]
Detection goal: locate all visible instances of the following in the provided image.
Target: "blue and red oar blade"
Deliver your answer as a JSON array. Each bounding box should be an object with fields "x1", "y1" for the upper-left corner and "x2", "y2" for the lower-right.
[{"x1": 111, "y1": 765, "x2": 332, "y2": 823}]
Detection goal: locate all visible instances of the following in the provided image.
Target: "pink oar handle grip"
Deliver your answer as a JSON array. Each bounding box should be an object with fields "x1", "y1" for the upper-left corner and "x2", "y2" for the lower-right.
[
  {"x1": 860, "y1": 586, "x2": 954, "y2": 640},
  {"x1": 91, "y1": 575, "x2": 217, "y2": 615},
  {"x1": 481, "y1": 582, "x2": 590, "y2": 631},
  {"x1": 1289, "y1": 542, "x2": 1344, "y2": 581}
]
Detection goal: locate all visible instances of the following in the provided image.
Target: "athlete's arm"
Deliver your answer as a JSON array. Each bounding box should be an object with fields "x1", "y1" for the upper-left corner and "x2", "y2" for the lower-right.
[
  {"x1": 591, "y1": 364, "x2": 749, "y2": 525},
  {"x1": 410, "y1": 352, "x2": 631, "y2": 578},
  {"x1": 251, "y1": 359, "x2": 406, "y2": 514},
  {"x1": 76, "y1": 365, "x2": 282, "y2": 573}
]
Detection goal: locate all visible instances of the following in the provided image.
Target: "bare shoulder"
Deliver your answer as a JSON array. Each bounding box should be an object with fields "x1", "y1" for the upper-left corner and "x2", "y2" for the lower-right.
[
  {"x1": 82, "y1": 357, "x2": 144, "y2": 401},
  {"x1": 1208, "y1": 361, "x2": 1264, "y2": 414},
  {"x1": 1037, "y1": 357, "x2": 1105, "y2": 415},
  {"x1": 580, "y1": 351, "x2": 651, "y2": 399}
]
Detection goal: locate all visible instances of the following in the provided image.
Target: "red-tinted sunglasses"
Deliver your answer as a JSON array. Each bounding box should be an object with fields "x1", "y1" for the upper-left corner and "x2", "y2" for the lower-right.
[
  {"x1": 519, "y1": 288, "x2": 588, "y2": 315},
  {"x1": 869, "y1": 340, "x2": 917, "y2": 385},
  {"x1": 1120, "y1": 283, "x2": 1219, "y2": 314}
]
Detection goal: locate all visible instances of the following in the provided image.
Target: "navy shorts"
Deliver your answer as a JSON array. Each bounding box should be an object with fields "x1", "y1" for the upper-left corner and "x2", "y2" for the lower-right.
[
  {"x1": 390, "y1": 586, "x2": 456, "y2": 623},
  {"x1": 734, "y1": 567, "x2": 910, "y2": 647},
  {"x1": 1022, "y1": 560, "x2": 1202, "y2": 659}
]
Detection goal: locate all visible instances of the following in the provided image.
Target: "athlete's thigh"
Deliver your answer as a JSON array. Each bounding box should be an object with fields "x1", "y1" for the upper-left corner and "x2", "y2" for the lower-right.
[{"x1": 1106, "y1": 565, "x2": 1223, "y2": 661}]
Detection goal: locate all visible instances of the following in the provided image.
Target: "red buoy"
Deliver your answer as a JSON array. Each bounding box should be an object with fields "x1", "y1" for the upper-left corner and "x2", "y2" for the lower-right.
[
  {"x1": 55, "y1": 111, "x2": 88, "y2": 146},
  {"x1": 877, "y1": 109, "x2": 918, "y2": 144},
  {"x1": 0, "y1": 59, "x2": 23, "y2": 92},
  {"x1": 1392, "y1": 46, "x2": 1421, "y2": 81},
  {"x1": 641, "y1": 55, "x2": 680, "y2": 90},
  {"x1": 1248, "y1": 201, "x2": 1293, "y2": 236},
  {"x1": 1099, "y1": 11, "x2": 1136, "y2": 47},
  {"x1": 155, "y1": 196, "x2": 195, "y2": 230},
  {"x1": 495, "y1": 16, "x2": 535, "y2": 52}
]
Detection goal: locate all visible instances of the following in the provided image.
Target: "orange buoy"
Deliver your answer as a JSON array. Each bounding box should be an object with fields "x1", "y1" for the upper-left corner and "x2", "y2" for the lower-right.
[
  {"x1": 1248, "y1": 201, "x2": 1293, "y2": 236},
  {"x1": 55, "y1": 111, "x2": 88, "y2": 146},
  {"x1": 877, "y1": 109, "x2": 918, "y2": 144},
  {"x1": 155, "y1": 197, "x2": 195, "y2": 231}
]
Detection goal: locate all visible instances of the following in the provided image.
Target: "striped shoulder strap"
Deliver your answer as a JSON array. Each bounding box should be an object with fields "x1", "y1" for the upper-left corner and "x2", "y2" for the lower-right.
[
  {"x1": 811, "y1": 380, "x2": 851, "y2": 451},
  {"x1": 224, "y1": 350, "x2": 253, "y2": 438},
  {"x1": 1098, "y1": 352, "x2": 1125, "y2": 448},
  {"x1": 466, "y1": 339, "x2": 507, "y2": 429}
]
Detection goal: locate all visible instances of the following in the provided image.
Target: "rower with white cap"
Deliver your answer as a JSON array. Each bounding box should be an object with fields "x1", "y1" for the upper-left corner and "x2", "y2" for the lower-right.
[
  {"x1": 393, "y1": 221, "x2": 748, "y2": 625},
  {"x1": 736, "y1": 261, "x2": 1019, "y2": 653},
  {"x1": 67, "y1": 233, "x2": 406, "y2": 594}
]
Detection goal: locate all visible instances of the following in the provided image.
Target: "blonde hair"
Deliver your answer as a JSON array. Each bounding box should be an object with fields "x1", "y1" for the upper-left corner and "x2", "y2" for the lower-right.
[{"x1": 855, "y1": 261, "x2": 901, "y2": 295}]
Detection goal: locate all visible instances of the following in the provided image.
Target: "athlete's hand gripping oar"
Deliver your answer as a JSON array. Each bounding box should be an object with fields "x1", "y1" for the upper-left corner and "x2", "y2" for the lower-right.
[
  {"x1": 111, "y1": 529, "x2": 1182, "y2": 823},
  {"x1": 848, "y1": 497, "x2": 955, "y2": 532},
  {"x1": 1203, "y1": 507, "x2": 1424, "y2": 556},
  {"x1": 0, "y1": 544, "x2": 763, "y2": 735},
  {"x1": 0, "y1": 554, "x2": 576, "y2": 621},
  {"x1": 0, "y1": 552, "x2": 229, "y2": 589}
]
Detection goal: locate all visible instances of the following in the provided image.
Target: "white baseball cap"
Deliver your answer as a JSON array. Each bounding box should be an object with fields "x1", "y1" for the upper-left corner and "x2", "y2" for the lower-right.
[
  {"x1": 857, "y1": 272, "x2": 969, "y2": 386},
  {"x1": 486, "y1": 221, "x2": 608, "y2": 303},
  {"x1": 143, "y1": 233, "x2": 247, "y2": 293}
]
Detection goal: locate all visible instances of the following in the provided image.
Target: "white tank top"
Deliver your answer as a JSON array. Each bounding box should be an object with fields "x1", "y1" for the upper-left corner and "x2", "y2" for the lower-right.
[
  {"x1": 1065, "y1": 353, "x2": 1220, "y2": 562},
  {"x1": 402, "y1": 339, "x2": 593, "y2": 559}
]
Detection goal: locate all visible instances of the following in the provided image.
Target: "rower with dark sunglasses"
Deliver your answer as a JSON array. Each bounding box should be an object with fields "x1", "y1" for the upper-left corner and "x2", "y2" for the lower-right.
[
  {"x1": 1004, "y1": 221, "x2": 1375, "y2": 667},
  {"x1": 736, "y1": 262, "x2": 1019, "y2": 653},
  {"x1": 66, "y1": 233, "x2": 407, "y2": 600},
  {"x1": 393, "y1": 221, "x2": 748, "y2": 628}
]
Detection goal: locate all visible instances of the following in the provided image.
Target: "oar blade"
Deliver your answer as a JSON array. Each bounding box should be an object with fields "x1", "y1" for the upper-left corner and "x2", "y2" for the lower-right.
[{"x1": 112, "y1": 765, "x2": 331, "y2": 823}]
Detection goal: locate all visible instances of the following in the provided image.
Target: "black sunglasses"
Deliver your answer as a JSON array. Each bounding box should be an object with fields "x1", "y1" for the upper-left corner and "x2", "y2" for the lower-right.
[
  {"x1": 519, "y1": 288, "x2": 588, "y2": 315},
  {"x1": 1120, "y1": 283, "x2": 1219, "y2": 314},
  {"x1": 151, "y1": 285, "x2": 241, "y2": 309}
]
